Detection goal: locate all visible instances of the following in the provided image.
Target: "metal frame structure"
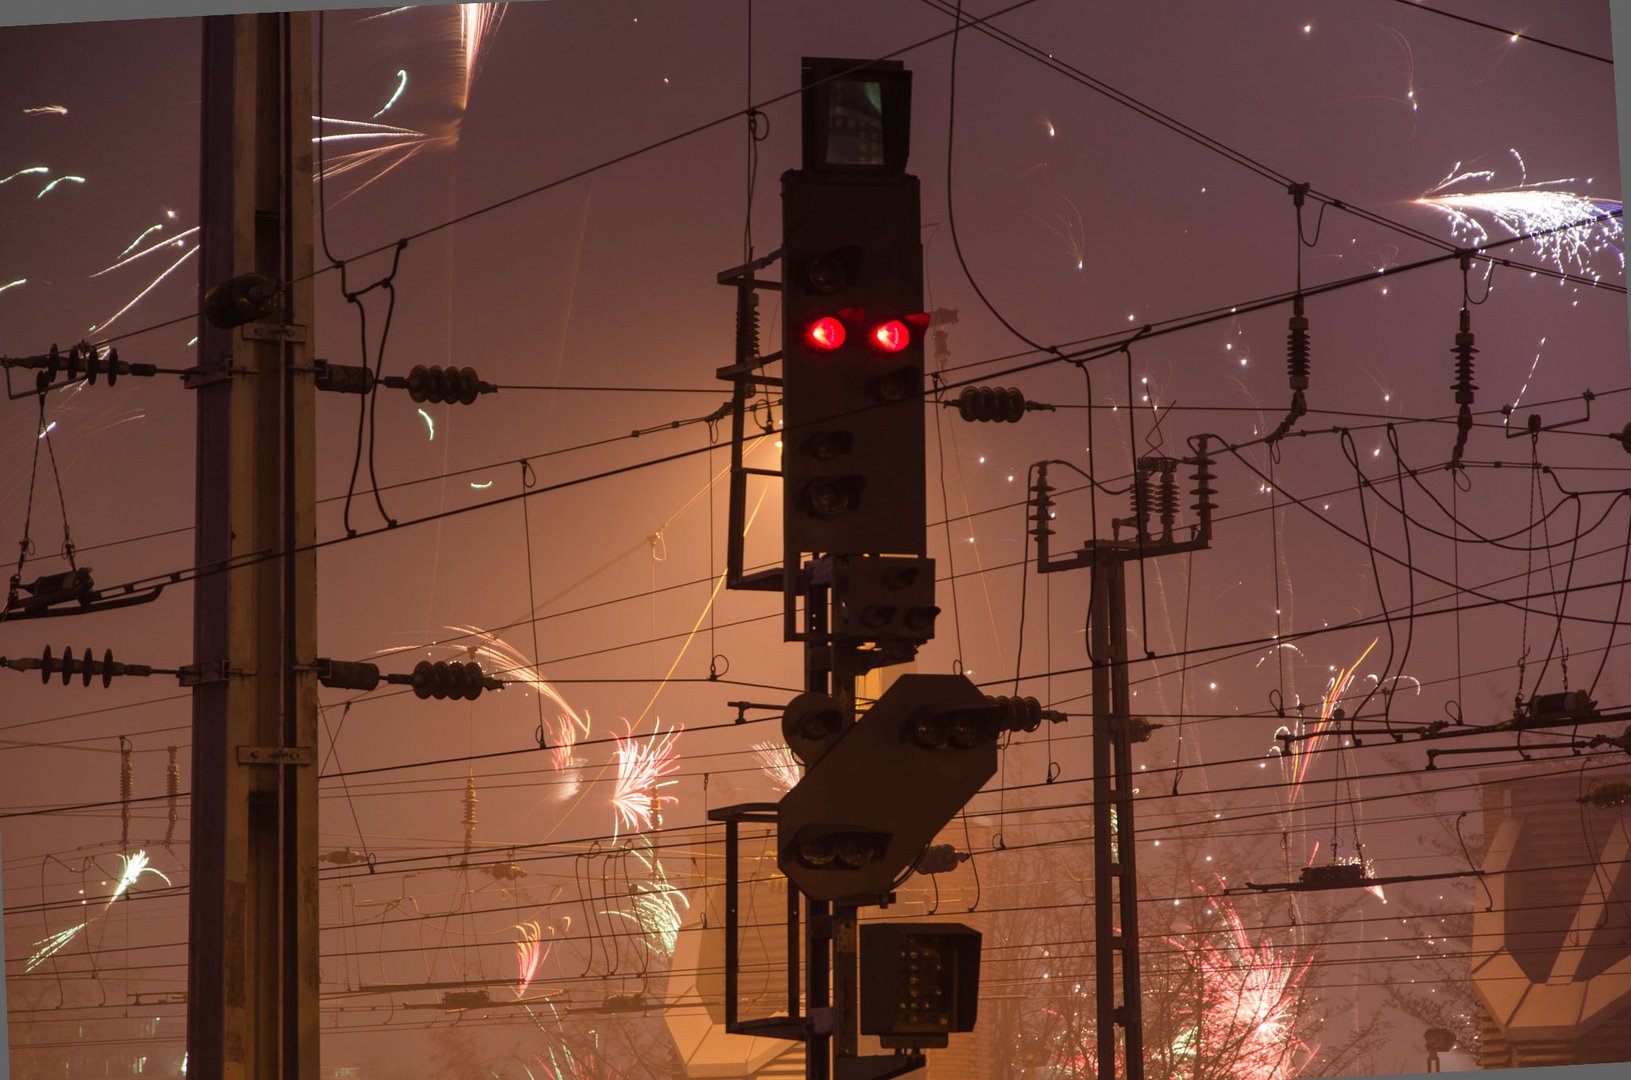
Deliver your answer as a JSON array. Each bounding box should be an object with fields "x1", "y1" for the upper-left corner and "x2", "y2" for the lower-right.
[{"x1": 1031, "y1": 447, "x2": 1215, "y2": 1080}]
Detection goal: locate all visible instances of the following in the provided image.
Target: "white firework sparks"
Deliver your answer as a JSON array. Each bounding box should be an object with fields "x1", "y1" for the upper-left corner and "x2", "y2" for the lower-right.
[
  {"x1": 373, "y1": 69, "x2": 409, "y2": 118},
  {"x1": 314, "y1": 115, "x2": 445, "y2": 200},
  {"x1": 26, "y1": 850, "x2": 171, "y2": 973},
  {"x1": 109, "y1": 849, "x2": 172, "y2": 902},
  {"x1": 314, "y1": 5, "x2": 506, "y2": 200},
  {"x1": 458, "y1": 3, "x2": 508, "y2": 109},
  {"x1": 752, "y1": 741, "x2": 802, "y2": 793},
  {"x1": 1416, "y1": 153, "x2": 1624, "y2": 278},
  {"x1": 514, "y1": 919, "x2": 550, "y2": 998},
  {"x1": 609, "y1": 721, "x2": 681, "y2": 839},
  {"x1": 604, "y1": 843, "x2": 688, "y2": 959},
  {"x1": 25, "y1": 922, "x2": 88, "y2": 972},
  {"x1": 36, "y1": 175, "x2": 86, "y2": 198},
  {"x1": 0, "y1": 165, "x2": 49, "y2": 185}
]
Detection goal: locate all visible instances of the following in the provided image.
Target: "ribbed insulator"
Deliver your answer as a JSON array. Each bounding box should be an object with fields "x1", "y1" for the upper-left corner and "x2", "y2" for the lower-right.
[
  {"x1": 165, "y1": 744, "x2": 180, "y2": 845},
  {"x1": 1157, "y1": 469, "x2": 1179, "y2": 537},
  {"x1": 734, "y1": 289, "x2": 760, "y2": 366},
  {"x1": 1452, "y1": 308, "x2": 1478, "y2": 406},
  {"x1": 119, "y1": 741, "x2": 133, "y2": 846},
  {"x1": 461, "y1": 775, "x2": 478, "y2": 857},
  {"x1": 1189, "y1": 454, "x2": 1217, "y2": 517},
  {"x1": 1287, "y1": 295, "x2": 1310, "y2": 392},
  {"x1": 1030, "y1": 479, "x2": 1055, "y2": 539},
  {"x1": 1130, "y1": 472, "x2": 1152, "y2": 538}
]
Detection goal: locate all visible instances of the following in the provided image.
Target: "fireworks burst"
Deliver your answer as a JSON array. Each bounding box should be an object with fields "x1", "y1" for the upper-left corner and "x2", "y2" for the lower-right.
[
  {"x1": 378, "y1": 625, "x2": 585, "y2": 734},
  {"x1": 1271, "y1": 639, "x2": 1377, "y2": 807},
  {"x1": 315, "y1": 115, "x2": 446, "y2": 201},
  {"x1": 457, "y1": 4, "x2": 507, "y2": 109},
  {"x1": 25, "y1": 922, "x2": 88, "y2": 973},
  {"x1": 752, "y1": 740, "x2": 802, "y2": 793},
  {"x1": 1415, "y1": 152, "x2": 1624, "y2": 278},
  {"x1": 533, "y1": 1044, "x2": 606, "y2": 1080},
  {"x1": 109, "y1": 849, "x2": 171, "y2": 902},
  {"x1": 1032, "y1": 192, "x2": 1088, "y2": 272},
  {"x1": 458, "y1": 627, "x2": 588, "y2": 759},
  {"x1": 547, "y1": 709, "x2": 590, "y2": 780},
  {"x1": 604, "y1": 842, "x2": 689, "y2": 959},
  {"x1": 1270, "y1": 643, "x2": 1392, "y2": 900},
  {"x1": 1166, "y1": 890, "x2": 1316, "y2": 1080},
  {"x1": 520, "y1": 997, "x2": 609, "y2": 1079},
  {"x1": 26, "y1": 850, "x2": 171, "y2": 972},
  {"x1": 316, "y1": 4, "x2": 507, "y2": 200},
  {"x1": 609, "y1": 720, "x2": 681, "y2": 839},
  {"x1": 88, "y1": 222, "x2": 200, "y2": 328},
  {"x1": 514, "y1": 919, "x2": 551, "y2": 998}
]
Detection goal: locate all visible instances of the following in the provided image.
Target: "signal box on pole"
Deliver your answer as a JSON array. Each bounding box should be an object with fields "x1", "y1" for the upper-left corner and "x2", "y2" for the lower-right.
[
  {"x1": 781, "y1": 59, "x2": 926, "y2": 563},
  {"x1": 777, "y1": 674, "x2": 1000, "y2": 904}
]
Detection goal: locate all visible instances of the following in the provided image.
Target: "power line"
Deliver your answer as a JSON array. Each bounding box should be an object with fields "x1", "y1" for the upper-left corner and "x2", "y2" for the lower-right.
[
  {"x1": 80, "y1": 0, "x2": 1052, "y2": 355},
  {"x1": 492, "y1": 383, "x2": 721, "y2": 394},
  {"x1": 4, "y1": 483, "x2": 1623, "y2": 789},
  {"x1": 1383, "y1": 0, "x2": 1614, "y2": 64},
  {"x1": 12, "y1": 848, "x2": 1624, "y2": 983},
  {"x1": 921, "y1": 0, "x2": 1621, "y2": 295}
]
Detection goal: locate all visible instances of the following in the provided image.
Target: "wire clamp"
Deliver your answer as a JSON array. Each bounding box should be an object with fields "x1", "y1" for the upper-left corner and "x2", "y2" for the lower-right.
[
  {"x1": 179, "y1": 660, "x2": 248, "y2": 686},
  {"x1": 237, "y1": 745, "x2": 314, "y2": 766},
  {"x1": 241, "y1": 322, "x2": 309, "y2": 344}
]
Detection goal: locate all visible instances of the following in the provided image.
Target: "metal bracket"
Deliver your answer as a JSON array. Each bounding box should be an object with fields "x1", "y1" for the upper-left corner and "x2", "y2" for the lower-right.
[
  {"x1": 726, "y1": 700, "x2": 786, "y2": 724},
  {"x1": 237, "y1": 746, "x2": 314, "y2": 766},
  {"x1": 730, "y1": 1016, "x2": 807, "y2": 1041},
  {"x1": 1502, "y1": 389, "x2": 1594, "y2": 438},
  {"x1": 241, "y1": 322, "x2": 309, "y2": 343},
  {"x1": 715, "y1": 247, "x2": 784, "y2": 288},
  {"x1": 835, "y1": 1052, "x2": 928, "y2": 1080},
  {"x1": 182, "y1": 365, "x2": 256, "y2": 390},
  {"x1": 179, "y1": 661, "x2": 248, "y2": 686}
]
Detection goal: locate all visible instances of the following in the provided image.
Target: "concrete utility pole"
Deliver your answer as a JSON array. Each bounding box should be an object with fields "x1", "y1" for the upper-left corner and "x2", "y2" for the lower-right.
[
  {"x1": 1033, "y1": 451, "x2": 1216, "y2": 1080},
  {"x1": 187, "y1": 13, "x2": 319, "y2": 1078}
]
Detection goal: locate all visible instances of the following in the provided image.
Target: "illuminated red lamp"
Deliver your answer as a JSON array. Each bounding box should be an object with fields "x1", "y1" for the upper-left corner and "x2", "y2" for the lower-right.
[
  {"x1": 872, "y1": 319, "x2": 910, "y2": 353},
  {"x1": 806, "y1": 316, "x2": 847, "y2": 351}
]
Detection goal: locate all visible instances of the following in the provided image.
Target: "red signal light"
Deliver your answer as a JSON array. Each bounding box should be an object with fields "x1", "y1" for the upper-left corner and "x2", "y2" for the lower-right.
[
  {"x1": 872, "y1": 319, "x2": 909, "y2": 353},
  {"x1": 806, "y1": 316, "x2": 846, "y2": 351}
]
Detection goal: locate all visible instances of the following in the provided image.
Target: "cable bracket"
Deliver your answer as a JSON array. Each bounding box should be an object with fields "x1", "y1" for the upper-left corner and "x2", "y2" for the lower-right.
[
  {"x1": 241, "y1": 322, "x2": 309, "y2": 343},
  {"x1": 237, "y1": 746, "x2": 315, "y2": 766}
]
